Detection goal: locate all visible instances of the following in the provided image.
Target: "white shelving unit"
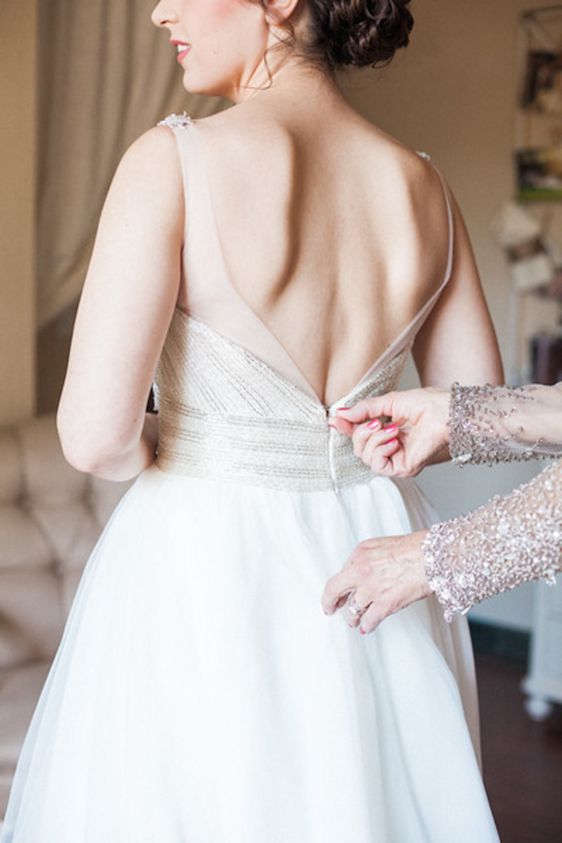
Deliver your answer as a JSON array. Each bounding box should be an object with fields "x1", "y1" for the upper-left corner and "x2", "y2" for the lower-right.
[
  {"x1": 522, "y1": 574, "x2": 562, "y2": 720},
  {"x1": 512, "y1": 8, "x2": 562, "y2": 721}
]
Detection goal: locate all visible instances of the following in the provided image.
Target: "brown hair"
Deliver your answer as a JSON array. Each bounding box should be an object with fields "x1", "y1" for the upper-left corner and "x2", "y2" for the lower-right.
[{"x1": 253, "y1": 0, "x2": 414, "y2": 75}]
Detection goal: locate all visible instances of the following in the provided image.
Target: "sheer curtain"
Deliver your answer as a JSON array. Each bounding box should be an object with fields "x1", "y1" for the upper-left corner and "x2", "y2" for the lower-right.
[{"x1": 37, "y1": 0, "x2": 228, "y2": 328}]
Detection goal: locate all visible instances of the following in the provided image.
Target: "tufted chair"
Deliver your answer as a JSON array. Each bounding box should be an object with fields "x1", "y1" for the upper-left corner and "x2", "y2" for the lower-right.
[{"x1": 0, "y1": 414, "x2": 132, "y2": 820}]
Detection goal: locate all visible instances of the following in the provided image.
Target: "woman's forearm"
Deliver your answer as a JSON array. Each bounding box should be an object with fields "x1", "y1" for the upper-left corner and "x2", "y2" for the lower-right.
[
  {"x1": 424, "y1": 382, "x2": 562, "y2": 621},
  {"x1": 422, "y1": 459, "x2": 562, "y2": 622},
  {"x1": 80, "y1": 413, "x2": 159, "y2": 481}
]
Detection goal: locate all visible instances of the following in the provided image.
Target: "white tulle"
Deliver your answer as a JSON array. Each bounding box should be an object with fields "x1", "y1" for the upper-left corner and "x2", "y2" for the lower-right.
[{"x1": 0, "y1": 465, "x2": 499, "y2": 842}]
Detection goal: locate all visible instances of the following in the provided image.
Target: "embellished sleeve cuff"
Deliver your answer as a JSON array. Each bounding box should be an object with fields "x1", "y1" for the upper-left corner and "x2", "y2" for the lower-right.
[
  {"x1": 448, "y1": 382, "x2": 561, "y2": 466},
  {"x1": 422, "y1": 460, "x2": 562, "y2": 622}
]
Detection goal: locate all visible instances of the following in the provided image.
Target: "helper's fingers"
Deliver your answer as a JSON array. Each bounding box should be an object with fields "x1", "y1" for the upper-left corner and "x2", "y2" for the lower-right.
[
  {"x1": 345, "y1": 585, "x2": 374, "y2": 627},
  {"x1": 351, "y1": 420, "x2": 383, "y2": 459},
  {"x1": 335, "y1": 393, "x2": 398, "y2": 425},
  {"x1": 321, "y1": 566, "x2": 359, "y2": 614},
  {"x1": 329, "y1": 415, "x2": 355, "y2": 437},
  {"x1": 362, "y1": 432, "x2": 402, "y2": 475},
  {"x1": 352, "y1": 422, "x2": 400, "y2": 466},
  {"x1": 357, "y1": 599, "x2": 392, "y2": 634}
]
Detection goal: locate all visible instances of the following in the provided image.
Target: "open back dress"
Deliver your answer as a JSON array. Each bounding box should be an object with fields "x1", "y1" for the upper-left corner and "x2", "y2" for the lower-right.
[{"x1": 0, "y1": 112, "x2": 500, "y2": 843}]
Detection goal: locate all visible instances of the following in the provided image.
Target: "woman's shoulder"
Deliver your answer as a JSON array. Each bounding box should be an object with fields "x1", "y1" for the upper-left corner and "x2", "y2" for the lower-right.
[
  {"x1": 356, "y1": 125, "x2": 448, "y2": 223},
  {"x1": 186, "y1": 104, "x2": 298, "y2": 154},
  {"x1": 99, "y1": 121, "x2": 185, "y2": 229},
  {"x1": 376, "y1": 129, "x2": 439, "y2": 188},
  {"x1": 119, "y1": 116, "x2": 187, "y2": 170},
  {"x1": 193, "y1": 105, "x2": 436, "y2": 176}
]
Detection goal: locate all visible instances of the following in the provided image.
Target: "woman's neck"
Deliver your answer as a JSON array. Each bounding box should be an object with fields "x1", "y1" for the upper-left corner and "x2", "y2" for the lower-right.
[{"x1": 232, "y1": 54, "x2": 345, "y2": 109}]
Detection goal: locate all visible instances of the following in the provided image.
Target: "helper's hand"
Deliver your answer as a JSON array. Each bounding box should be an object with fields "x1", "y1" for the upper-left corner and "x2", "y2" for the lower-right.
[
  {"x1": 321, "y1": 530, "x2": 431, "y2": 633},
  {"x1": 331, "y1": 387, "x2": 451, "y2": 477}
]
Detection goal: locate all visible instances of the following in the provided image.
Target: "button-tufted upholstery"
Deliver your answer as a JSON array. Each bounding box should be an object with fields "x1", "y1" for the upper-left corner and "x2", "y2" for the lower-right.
[{"x1": 0, "y1": 414, "x2": 132, "y2": 820}]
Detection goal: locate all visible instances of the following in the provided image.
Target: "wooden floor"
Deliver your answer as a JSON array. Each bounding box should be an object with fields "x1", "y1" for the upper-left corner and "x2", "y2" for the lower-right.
[{"x1": 476, "y1": 653, "x2": 562, "y2": 842}]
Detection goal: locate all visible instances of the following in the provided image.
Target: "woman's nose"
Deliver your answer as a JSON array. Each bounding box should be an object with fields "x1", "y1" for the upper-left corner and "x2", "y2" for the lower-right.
[{"x1": 150, "y1": 1, "x2": 176, "y2": 29}]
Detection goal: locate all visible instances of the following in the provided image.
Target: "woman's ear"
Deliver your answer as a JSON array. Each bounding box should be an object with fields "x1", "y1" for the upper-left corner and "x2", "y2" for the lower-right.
[{"x1": 262, "y1": 0, "x2": 303, "y2": 26}]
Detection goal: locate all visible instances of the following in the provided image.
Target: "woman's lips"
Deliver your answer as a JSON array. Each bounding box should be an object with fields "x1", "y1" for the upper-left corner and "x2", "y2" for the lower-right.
[
  {"x1": 170, "y1": 39, "x2": 191, "y2": 63},
  {"x1": 176, "y1": 45, "x2": 191, "y2": 64}
]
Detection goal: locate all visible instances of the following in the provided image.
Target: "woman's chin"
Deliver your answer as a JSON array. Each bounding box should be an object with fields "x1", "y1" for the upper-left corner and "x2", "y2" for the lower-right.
[{"x1": 180, "y1": 74, "x2": 225, "y2": 99}]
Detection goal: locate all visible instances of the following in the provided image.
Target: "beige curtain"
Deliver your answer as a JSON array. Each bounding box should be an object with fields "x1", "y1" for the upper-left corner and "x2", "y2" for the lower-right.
[{"x1": 38, "y1": 0, "x2": 229, "y2": 328}]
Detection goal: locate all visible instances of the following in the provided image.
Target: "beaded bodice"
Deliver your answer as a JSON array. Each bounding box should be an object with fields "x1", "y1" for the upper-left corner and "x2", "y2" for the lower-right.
[
  {"x1": 152, "y1": 112, "x2": 454, "y2": 492},
  {"x1": 153, "y1": 308, "x2": 411, "y2": 492}
]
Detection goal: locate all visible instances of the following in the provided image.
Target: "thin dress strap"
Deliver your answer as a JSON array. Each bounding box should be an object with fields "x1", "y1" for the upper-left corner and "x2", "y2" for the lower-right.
[
  {"x1": 421, "y1": 152, "x2": 455, "y2": 295},
  {"x1": 157, "y1": 111, "x2": 193, "y2": 218},
  {"x1": 350, "y1": 153, "x2": 456, "y2": 388},
  {"x1": 156, "y1": 111, "x2": 320, "y2": 401}
]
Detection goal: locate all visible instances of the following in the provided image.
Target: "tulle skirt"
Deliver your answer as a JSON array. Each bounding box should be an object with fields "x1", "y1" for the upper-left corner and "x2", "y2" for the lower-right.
[{"x1": 0, "y1": 464, "x2": 499, "y2": 842}]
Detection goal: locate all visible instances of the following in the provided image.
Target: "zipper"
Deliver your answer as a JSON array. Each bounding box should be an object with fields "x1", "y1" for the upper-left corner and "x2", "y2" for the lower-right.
[{"x1": 325, "y1": 407, "x2": 340, "y2": 495}]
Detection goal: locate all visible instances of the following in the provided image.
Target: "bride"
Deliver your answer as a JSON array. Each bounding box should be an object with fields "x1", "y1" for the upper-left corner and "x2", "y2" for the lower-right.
[{"x1": 1, "y1": 1, "x2": 503, "y2": 840}]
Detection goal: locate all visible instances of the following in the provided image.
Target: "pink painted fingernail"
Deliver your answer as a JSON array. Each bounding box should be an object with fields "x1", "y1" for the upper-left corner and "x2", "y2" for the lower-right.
[
  {"x1": 337, "y1": 407, "x2": 350, "y2": 412},
  {"x1": 384, "y1": 424, "x2": 398, "y2": 433},
  {"x1": 367, "y1": 419, "x2": 381, "y2": 430},
  {"x1": 359, "y1": 627, "x2": 366, "y2": 635}
]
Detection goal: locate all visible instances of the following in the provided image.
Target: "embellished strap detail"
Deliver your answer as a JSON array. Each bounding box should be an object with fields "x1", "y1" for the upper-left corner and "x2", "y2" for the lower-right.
[
  {"x1": 416, "y1": 150, "x2": 431, "y2": 161},
  {"x1": 157, "y1": 111, "x2": 193, "y2": 129}
]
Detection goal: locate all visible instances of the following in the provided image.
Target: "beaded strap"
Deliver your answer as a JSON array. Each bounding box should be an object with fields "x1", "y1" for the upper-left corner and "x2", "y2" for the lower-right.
[{"x1": 157, "y1": 111, "x2": 193, "y2": 129}]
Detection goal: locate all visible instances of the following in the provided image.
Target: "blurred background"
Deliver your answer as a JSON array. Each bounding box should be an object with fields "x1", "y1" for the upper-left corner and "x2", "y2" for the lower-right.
[{"x1": 1, "y1": 1, "x2": 561, "y2": 839}]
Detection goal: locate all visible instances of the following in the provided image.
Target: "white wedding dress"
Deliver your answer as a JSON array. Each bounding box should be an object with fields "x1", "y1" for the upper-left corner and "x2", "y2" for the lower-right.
[{"x1": 0, "y1": 113, "x2": 500, "y2": 842}]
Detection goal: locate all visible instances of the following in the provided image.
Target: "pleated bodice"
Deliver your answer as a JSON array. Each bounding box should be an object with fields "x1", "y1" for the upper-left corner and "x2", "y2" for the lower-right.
[{"x1": 154, "y1": 308, "x2": 411, "y2": 492}]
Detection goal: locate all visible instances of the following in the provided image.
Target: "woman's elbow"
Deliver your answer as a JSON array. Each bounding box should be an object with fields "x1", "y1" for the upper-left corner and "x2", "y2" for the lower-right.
[
  {"x1": 56, "y1": 410, "x2": 131, "y2": 475},
  {"x1": 58, "y1": 433, "x2": 120, "y2": 475}
]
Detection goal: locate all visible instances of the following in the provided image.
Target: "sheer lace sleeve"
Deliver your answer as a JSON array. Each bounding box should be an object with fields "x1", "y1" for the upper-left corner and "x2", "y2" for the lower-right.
[
  {"x1": 422, "y1": 459, "x2": 562, "y2": 622},
  {"x1": 448, "y1": 382, "x2": 562, "y2": 465}
]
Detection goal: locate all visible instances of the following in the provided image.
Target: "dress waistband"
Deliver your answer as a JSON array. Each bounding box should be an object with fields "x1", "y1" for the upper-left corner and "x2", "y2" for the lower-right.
[{"x1": 155, "y1": 402, "x2": 373, "y2": 493}]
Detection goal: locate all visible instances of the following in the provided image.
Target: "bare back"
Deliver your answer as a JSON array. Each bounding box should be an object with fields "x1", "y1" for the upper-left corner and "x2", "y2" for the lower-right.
[
  {"x1": 58, "y1": 95, "x2": 500, "y2": 483},
  {"x1": 173, "y1": 105, "x2": 452, "y2": 408}
]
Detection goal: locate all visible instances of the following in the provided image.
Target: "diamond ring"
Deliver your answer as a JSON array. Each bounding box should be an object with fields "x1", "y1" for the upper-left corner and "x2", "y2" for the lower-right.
[{"x1": 347, "y1": 594, "x2": 366, "y2": 617}]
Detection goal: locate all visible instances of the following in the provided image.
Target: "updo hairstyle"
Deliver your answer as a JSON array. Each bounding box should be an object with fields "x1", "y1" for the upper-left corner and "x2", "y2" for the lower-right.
[{"x1": 255, "y1": 0, "x2": 414, "y2": 73}]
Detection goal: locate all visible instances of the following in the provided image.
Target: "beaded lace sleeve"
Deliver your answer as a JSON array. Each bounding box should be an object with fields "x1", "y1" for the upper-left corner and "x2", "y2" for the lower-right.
[
  {"x1": 422, "y1": 382, "x2": 562, "y2": 621},
  {"x1": 448, "y1": 382, "x2": 562, "y2": 465},
  {"x1": 422, "y1": 459, "x2": 562, "y2": 621}
]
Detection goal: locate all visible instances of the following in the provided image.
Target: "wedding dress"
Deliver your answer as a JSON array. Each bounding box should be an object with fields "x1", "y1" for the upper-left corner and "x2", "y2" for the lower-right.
[{"x1": 0, "y1": 113, "x2": 500, "y2": 842}]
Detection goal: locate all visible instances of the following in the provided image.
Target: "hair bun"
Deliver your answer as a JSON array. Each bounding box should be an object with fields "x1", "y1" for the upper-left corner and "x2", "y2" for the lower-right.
[{"x1": 313, "y1": 0, "x2": 414, "y2": 70}]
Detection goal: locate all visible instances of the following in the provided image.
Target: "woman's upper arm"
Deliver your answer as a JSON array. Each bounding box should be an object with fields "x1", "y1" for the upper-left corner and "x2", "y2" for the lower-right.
[
  {"x1": 57, "y1": 124, "x2": 184, "y2": 464},
  {"x1": 412, "y1": 185, "x2": 504, "y2": 388}
]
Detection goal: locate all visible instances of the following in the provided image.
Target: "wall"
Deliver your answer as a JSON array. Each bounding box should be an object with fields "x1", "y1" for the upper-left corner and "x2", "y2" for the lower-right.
[
  {"x1": 339, "y1": 0, "x2": 558, "y2": 630},
  {"x1": 0, "y1": 0, "x2": 37, "y2": 424}
]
